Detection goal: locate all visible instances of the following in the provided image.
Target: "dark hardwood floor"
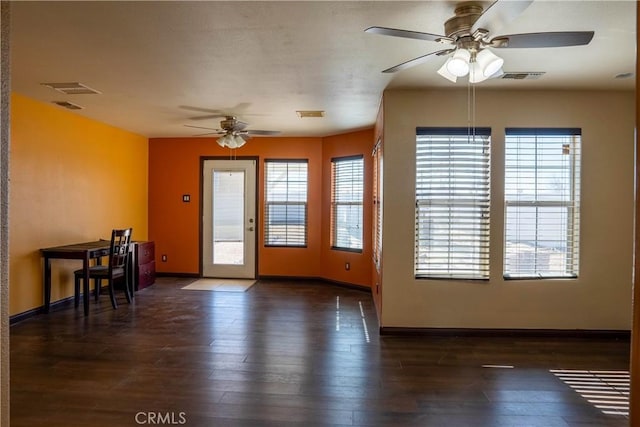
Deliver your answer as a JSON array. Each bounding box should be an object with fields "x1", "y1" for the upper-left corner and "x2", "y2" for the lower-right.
[{"x1": 10, "y1": 277, "x2": 630, "y2": 426}]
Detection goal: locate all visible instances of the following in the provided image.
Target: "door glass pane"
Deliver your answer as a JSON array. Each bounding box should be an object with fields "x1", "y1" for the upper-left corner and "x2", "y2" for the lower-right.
[{"x1": 213, "y1": 170, "x2": 245, "y2": 265}]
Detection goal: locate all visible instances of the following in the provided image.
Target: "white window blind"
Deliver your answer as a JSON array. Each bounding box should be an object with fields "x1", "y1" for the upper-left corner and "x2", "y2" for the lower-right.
[
  {"x1": 415, "y1": 128, "x2": 491, "y2": 279},
  {"x1": 264, "y1": 160, "x2": 308, "y2": 247},
  {"x1": 331, "y1": 156, "x2": 364, "y2": 251},
  {"x1": 372, "y1": 141, "x2": 383, "y2": 269},
  {"x1": 504, "y1": 128, "x2": 581, "y2": 278}
]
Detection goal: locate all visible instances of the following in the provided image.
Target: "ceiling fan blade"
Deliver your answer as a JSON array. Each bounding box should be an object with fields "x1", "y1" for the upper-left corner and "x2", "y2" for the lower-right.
[
  {"x1": 365, "y1": 26, "x2": 450, "y2": 43},
  {"x1": 178, "y1": 106, "x2": 228, "y2": 119},
  {"x1": 246, "y1": 130, "x2": 281, "y2": 136},
  {"x1": 230, "y1": 102, "x2": 251, "y2": 113},
  {"x1": 179, "y1": 105, "x2": 220, "y2": 113},
  {"x1": 471, "y1": 0, "x2": 533, "y2": 34},
  {"x1": 490, "y1": 31, "x2": 595, "y2": 48},
  {"x1": 193, "y1": 132, "x2": 221, "y2": 137},
  {"x1": 189, "y1": 114, "x2": 227, "y2": 121},
  {"x1": 232, "y1": 120, "x2": 249, "y2": 131},
  {"x1": 180, "y1": 106, "x2": 250, "y2": 121},
  {"x1": 382, "y1": 49, "x2": 453, "y2": 73},
  {"x1": 184, "y1": 124, "x2": 220, "y2": 131}
]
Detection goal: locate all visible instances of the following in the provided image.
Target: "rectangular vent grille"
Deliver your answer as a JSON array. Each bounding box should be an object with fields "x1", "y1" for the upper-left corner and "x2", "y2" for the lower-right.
[
  {"x1": 501, "y1": 72, "x2": 545, "y2": 80},
  {"x1": 41, "y1": 82, "x2": 101, "y2": 95},
  {"x1": 296, "y1": 110, "x2": 325, "y2": 118},
  {"x1": 52, "y1": 101, "x2": 83, "y2": 110}
]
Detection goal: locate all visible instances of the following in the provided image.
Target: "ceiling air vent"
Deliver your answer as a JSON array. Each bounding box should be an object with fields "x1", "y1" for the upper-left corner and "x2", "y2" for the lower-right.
[
  {"x1": 500, "y1": 72, "x2": 545, "y2": 80},
  {"x1": 296, "y1": 110, "x2": 325, "y2": 118},
  {"x1": 52, "y1": 101, "x2": 84, "y2": 110},
  {"x1": 41, "y1": 82, "x2": 101, "y2": 95}
]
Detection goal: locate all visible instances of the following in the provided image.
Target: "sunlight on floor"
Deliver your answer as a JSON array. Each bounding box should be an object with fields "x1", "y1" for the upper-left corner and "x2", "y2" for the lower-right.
[
  {"x1": 551, "y1": 369, "x2": 629, "y2": 416},
  {"x1": 359, "y1": 301, "x2": 370, "y2": 343},
  {"x1": 335, "y1": 296, "x2": 340, "y2": 332}
]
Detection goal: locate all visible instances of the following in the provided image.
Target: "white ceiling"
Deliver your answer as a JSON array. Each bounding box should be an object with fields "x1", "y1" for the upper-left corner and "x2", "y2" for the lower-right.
[{"x1": 10, "y1": 1, "x2": 636, "y2": 138}]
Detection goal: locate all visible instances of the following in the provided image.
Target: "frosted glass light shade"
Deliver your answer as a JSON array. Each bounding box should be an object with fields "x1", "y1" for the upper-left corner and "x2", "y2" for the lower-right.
[
  {"x1": 228, "y1": 135, "x2": 239, "y2": 149},
  {"x1": 217, "y1": 134, "x2": 233, "y2": 148},
  {"x1": 476, "y1": 48, "x2": 504, "y2": 77},
  {"x1": 217, "y1": 134, "x2": 247, "y2": 149},
  {"x1": 469, "y1": 62, "x2": 490, "y2": 84},
  {"x1": 437, "y1": 60, "x2": 458, "y2": 83},
  {"x1": 446, "y1": 49, "x2": 471, "y2": 77},
  {"x1": 234, "y1": 135, "x2": 246, "y2": 148}
]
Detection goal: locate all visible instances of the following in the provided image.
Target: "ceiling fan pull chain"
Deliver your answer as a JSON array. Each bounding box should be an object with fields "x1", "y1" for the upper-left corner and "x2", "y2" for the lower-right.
[
  {"x1": 467, "y1": 79, "x2": 472, "y2": 141},
  {"x1": 473, "y1": 83, "x2": 477, "y2": 141},
  {"x1": 466, "y1": 77, "x2": 478, "y2": 143}
]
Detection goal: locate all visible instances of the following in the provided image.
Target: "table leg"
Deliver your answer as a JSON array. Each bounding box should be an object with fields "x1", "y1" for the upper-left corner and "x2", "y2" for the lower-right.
[
  {"x1": 43, "y1": 256, "x2": 51, "y2": 313},
  {"x1": 128, "y1": 251, "x2": 135, "y2": 299},
  {"x1": 83, "y1": 254, "x2": 90, "y2": 316},
  {"x1": 95, "y1": 256, "x2": 102, "y2": 300}
]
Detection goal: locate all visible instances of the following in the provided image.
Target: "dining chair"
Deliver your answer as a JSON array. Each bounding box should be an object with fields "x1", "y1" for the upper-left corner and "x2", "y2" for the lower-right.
[{"x1": 74, "y1": 228, "x2": 133, "y2": 310}]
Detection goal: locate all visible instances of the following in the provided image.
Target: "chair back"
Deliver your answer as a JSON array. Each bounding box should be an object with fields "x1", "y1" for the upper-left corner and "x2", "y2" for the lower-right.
[{"x1": 109, "y1": 228, "x2": 132, "y2": 270}]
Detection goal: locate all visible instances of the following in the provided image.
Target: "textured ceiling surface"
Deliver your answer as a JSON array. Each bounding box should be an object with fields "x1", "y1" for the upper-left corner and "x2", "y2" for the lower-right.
[{"x1": 10, "y1": 1, "x2": 636, "y2": 138}]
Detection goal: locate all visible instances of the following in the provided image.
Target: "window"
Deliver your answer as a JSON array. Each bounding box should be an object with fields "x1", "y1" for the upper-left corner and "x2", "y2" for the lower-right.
[
  {"x1": 504, "y1": 128, "x2": 580, "y2": 278},
  {"x1": 372, "y1": 141, "x2": 383, "y2": 269},
  {"x1": 264, "y1": 160, "x2": 308, "y2": 247},
  {"x1": 415, "y1": 128, "x2": 491, "y2": 279},
  {"x1": 331, "y1": 155, "x2": 364, "y2": 251}
]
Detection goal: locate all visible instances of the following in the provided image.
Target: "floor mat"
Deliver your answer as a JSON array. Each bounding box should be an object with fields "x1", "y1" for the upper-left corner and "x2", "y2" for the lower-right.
[{"x1": 182, "y1": 278, "x2": 256, "y2": 292}]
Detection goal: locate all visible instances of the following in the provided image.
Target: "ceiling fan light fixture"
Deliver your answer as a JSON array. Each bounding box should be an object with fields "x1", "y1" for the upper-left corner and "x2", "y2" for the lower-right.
[
  {"x1": 217, "y1": 133, "x2": 231, "y2": 148},
  {"x1": 217, "y1": 133, "x2": 247, "y2": 149},
  {"x1": 446, "y1": 48, "x2": 471, "y2": 77},
  {"x1": 476, "y1": 48, "x2": 504, "y2": 77},
  {"x1": 216, "y1": 136, "x2": 225, "y2": 148},
  {"x1": 437, "y1": 60, "x2": 458, "y2": 83},
  {"x1": 469, "y1": 62, "x2": 490, "y2": 84},
  {"x1": 234, "y1": 135, "x2": 246, "y2": 148}
]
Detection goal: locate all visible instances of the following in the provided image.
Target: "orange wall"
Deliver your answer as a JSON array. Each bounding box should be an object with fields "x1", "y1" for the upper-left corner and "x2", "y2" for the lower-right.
[
  {"x1": 321, "y1": 129, "x2": 373, "y2": 287},
  {"x1": 10, "y1": 93, "x2": 148, "y2": 315},
  {"x1": 149, "y1": 130, "x2": 374, "y2": 287},
  {"x1": 149, "y1": 136, "x2": 324, "y2": 276},
  {"x1": 259, "y1": 138, "x2": 323, "y2": 277}
]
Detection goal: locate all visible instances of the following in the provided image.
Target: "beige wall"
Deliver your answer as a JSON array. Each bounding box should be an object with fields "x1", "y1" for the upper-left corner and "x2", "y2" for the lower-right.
[
  {"x1": 10, "y1": 93, "x2": 149, "y2": 315},
  {"x1": 380, "y1": 89, "x2": 635, "y2": 330}
]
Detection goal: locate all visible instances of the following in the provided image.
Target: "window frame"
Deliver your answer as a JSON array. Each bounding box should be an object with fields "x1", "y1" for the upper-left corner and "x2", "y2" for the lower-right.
[
  {"x1": 414, "y1": 127, "x2": 491, "y2": 280},
  {"x1": 330, "y1": 155, "x2": 364, "y2": 253},
  {"x1": 503, "y1": 128, "x2": 581, "y2": 279},
  {"x1": 263, "y1": 159, "x2": 308, "y2": 248}
]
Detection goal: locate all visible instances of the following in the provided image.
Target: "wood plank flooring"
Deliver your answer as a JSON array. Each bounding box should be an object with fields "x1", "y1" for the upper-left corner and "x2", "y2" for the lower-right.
[{"x1": 10, "y1": 277, "x2": 630, "y2": 426}]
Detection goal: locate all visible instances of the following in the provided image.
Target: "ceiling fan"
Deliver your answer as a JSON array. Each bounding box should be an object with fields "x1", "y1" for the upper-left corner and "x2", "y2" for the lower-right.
[
  {"x1": 185, "y1": 116, "x2": 280, "y2": 149},
  {"x1": 365, "y1": 0, "x2": 594, "y2": 83}
]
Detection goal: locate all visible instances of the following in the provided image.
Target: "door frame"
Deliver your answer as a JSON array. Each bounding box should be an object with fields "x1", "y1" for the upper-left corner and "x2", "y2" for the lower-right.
[{"x1": 199, "y1": 156, "x2": 259, "y2": 278}]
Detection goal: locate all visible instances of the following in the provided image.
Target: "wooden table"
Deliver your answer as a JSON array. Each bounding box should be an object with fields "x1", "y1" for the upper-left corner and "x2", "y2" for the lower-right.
[{"x1": 41, "y1": 240, "x2": 111, "y2": 316}]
